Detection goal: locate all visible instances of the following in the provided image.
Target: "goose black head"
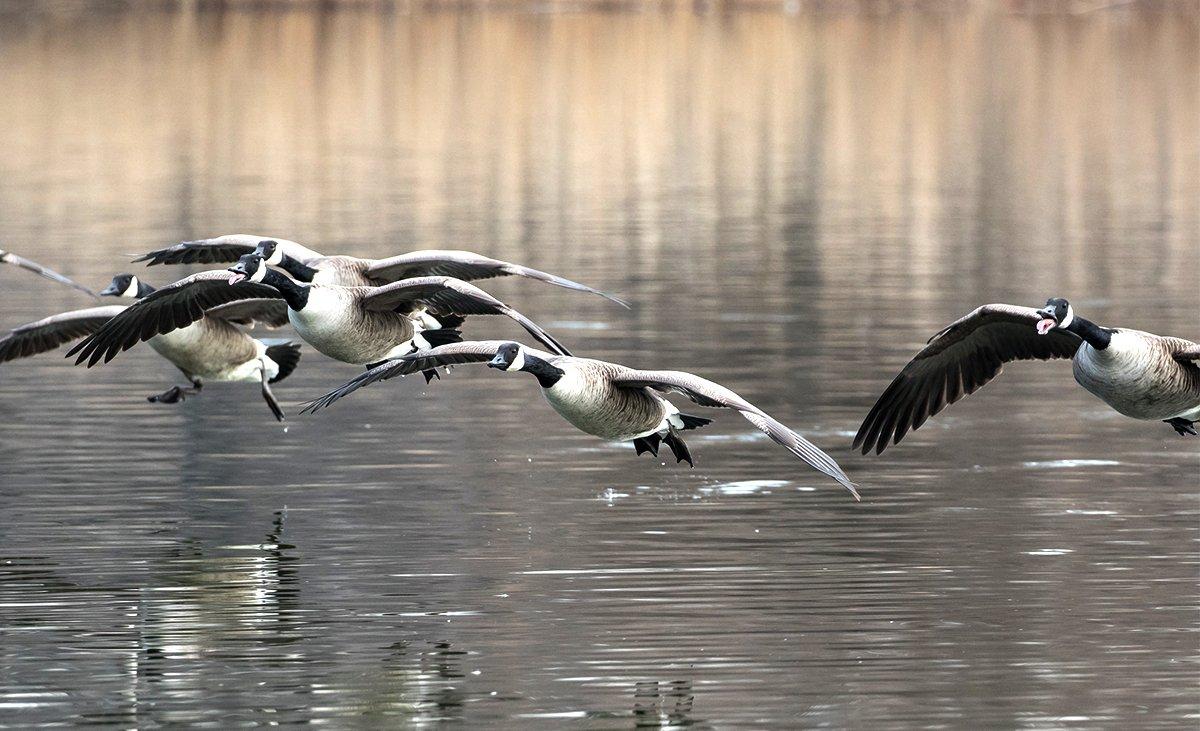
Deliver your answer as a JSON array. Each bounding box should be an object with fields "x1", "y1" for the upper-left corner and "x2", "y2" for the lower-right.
[
  {"x1": 253, "y1": 239, "x2": 286, "y2": 266},
  {"x1": 101, "y1": 273, "x2": 150, "y2": 299},
  {"x1": 1035, "y1": 297, "x2": 1073, "y2": 335},
  {"x1": 228, "y1": 254, "x2": 268, "y2": 285},
  {"x1": 488, "y1": 342, "x2": 525, "y2": 372}
]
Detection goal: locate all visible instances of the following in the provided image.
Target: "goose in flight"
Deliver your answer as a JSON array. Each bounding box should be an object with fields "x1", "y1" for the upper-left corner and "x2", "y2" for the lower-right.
[
  {"x1": 2, "y1": 273, "x2": 300, "y2": 420},
  {"x1": 854, "y1": 298, "x2": 1200, "y2": 454},
  {"x1": 67, "y1": 255, "x2": 571, "y2": 376},
  {"x1": 1, "y1": 248, "x2": 97, "y2": 297},
  {"x1": 132, "y1": 235, "x2": 628, "y2": 306},
  {"x1": 302, "y1": 340, "x2": 860, "y2": 500}
]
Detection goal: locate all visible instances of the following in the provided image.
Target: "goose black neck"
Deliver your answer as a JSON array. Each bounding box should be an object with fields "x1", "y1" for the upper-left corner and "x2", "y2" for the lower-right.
[
  {"x1": 1066, "y1": 316, "x2": 1112, "y2": 350},
  {"x1": 136, "y1": 281, "x2": 157, "y2": 297},
  {"x1": 262, "y1": 269, "x2": 310, "y2": 310},
  {"x1": 278, "y1": 255, "x2": 318, "y2": 282},
  {"x1": 523, "y1": 355, "x2": 565, "y2": 388}
]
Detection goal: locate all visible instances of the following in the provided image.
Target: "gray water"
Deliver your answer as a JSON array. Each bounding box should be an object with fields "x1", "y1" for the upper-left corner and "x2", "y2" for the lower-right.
[{"x1": 0, "y1": 4, "x2": 1197, "y2": 727}]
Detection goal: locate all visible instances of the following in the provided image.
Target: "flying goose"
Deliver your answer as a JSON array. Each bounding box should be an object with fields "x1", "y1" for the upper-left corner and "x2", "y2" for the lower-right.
[
  {"x1": 2, "y1": 273, "x2": 300, "y2": 420},
  {"x1": 302, "y1": 340, "x2": 860, "y2": 499},
  {"x1": 133, "y1": 234, "x2": 628, "y2": 306},
  {"x1": 67, "y1": 255, "x2": 571, "y2": 375},
  {"x1": 1, "y1": 247, "x2": 97, "y2": 297},
  {"x1": 854, "y1": 298, "x2": 1200, "y2": 454}
]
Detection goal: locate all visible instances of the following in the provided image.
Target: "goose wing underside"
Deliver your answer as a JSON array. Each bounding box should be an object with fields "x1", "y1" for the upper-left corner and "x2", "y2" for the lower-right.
[
  {"x1": 364, "y1": 250, "x2": 628, "y2": 307},
  {"x1": 0, "y1": 305, "x2": 127, "y2": 362},
  {"x1": 205, "y1": 299, "x2": 291, "y2": 328},
  {"x1": 132, "y1": 235, "x2": 324, "y2": 267},
  {"x1": 66, "y1": 270, "x2": 281, "y2": 366},
  {"x1": 1, "y1": 249, "x2": 97, "y2": 297},
  {"x1": 854, "y1": 304, "x2": 1082, "y2": 455},
  {"x1": 301, "y1": 340, "x2": 522, "y2": 412},
  {"x1": 361, "y1": 277, "x2": 571, "y2": 356},
  {"x1": 610, "y1": 368, "x2": 859, "y2": 499}
]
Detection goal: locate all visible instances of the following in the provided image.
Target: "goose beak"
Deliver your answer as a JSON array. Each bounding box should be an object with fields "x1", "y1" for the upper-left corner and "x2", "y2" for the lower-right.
[
  {"x1": 1035, "y1": 308, "x2": 1057, "y2": 335},
  {"x1": 99, "y1": 283, "x2": 121, "y2": 296},
  {"x1": 227, "y1": 263, "x2": 248, "y2": 285},
  {"x1": 487, "y1": 354, "x2": 507, "y2": 369}
]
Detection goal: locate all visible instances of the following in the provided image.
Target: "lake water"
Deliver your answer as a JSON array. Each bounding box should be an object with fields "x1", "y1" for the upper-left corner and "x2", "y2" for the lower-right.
[{"x1": 0, "y1": 3, "x2": 1197, "y2": 727}]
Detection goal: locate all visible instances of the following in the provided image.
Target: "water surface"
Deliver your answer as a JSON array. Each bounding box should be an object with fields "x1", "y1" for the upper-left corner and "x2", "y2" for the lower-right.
[{"x1": 0, "y1": 4, "x2": 1197, "y2": 727}]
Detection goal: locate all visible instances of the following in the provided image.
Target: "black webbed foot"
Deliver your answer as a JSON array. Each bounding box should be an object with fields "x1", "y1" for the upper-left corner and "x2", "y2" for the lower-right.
[
  {"x1": 1164, "y1": 417, "x2": 1197, "y2": 436},
  {"x1": 148, "y1": 385, "x2": 199, "y2": 404},
  {"x1": 633, "y1": 434, "x2": 661, "y2": 457},
  {"x1": 423, "y1": 369, "x2": 440, "y2": 384},
  {"x1": 662, "y1": 429, "x2": 694, "y2": 467}
]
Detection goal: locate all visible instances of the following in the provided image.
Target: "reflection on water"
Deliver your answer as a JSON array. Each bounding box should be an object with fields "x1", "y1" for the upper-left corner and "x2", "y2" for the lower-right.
[{"x1": 0, "y1": 3, "x2": 1197, "y2": 727}]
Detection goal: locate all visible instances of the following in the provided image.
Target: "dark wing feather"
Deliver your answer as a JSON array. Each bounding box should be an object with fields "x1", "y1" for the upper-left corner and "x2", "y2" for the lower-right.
[
  {"x1": 65, "y1": 270, "x2": 282, "y2": 366},
  {"x1": 854, "y1": 304, "x2": 1082, "y2": 455},
  {"x1": 364, "y1": 250, "x2": 628, "y2": 307},
  {"x1": 0, "y1": 306, "x2": 127, "y2": 363},
  {"x1": 301, "y1": 340, "x2": 514, "y2": 413},
  {"x1": 609, "y1": 368, "x2": 859, "y2": 499},
  {"x1": 1167, "y1": 339, "x2": 1200, "y2": 364},
  {"x1": 1, "y1": 249, "x2": 98, "y2": 297},
  {"x1": 132, "y1": 235, "x2": 324, "y2": 266},
  {"x1": 361, "y1": 276, "x2": 571, "y2": 356},
  {"x1": 205, "y1": 299, "x2": 290, "y2": 328}
]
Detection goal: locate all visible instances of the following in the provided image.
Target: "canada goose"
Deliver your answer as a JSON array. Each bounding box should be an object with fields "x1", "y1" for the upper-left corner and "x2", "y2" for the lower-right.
[
  {"x1": 67, "y1": 255, "x2": 571, "y2": 375},
  {"x1": 302, "y1": 340, "x2": 860, "y2": 499},
  {"x1": 3, "y1": 273, "x2": 300, "y2": 420},
  {"x1": 1, "y1": 248, "x2": 97, "y2": 297},
  {"x1": 133, "y1": 234, "x2": 628, "y2": 306},
  {"x1": 854, "y1": 298, "x2": 1200, "y2": 454}
]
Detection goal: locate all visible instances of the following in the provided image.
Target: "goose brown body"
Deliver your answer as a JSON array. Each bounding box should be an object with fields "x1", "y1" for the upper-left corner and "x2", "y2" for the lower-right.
[
  {"x1": 147, "y1": 316, "x2": 263, "y2": 380},
  {"x1": 1072, "y1": 330, "x2": 1200, "y2": 420},
  {"x1": 286, "y1": 286, "x2": 417, "y2": 363},
  {"x1": 543, "y1": 359, "x2": 666, "y2": 440}
]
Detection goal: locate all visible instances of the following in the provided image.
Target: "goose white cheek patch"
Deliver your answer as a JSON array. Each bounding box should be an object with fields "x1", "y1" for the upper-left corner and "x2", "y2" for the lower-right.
[{"x1": 1036, "y1": 318, "x2": 1056, "y2": 335}]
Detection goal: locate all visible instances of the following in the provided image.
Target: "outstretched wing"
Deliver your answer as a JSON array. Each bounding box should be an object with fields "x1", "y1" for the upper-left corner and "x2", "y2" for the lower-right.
[
  {"x1": 301, "y1": 340, "x2": 518, "y2": 413},
  {"x1": 364, "y1": 250, "x2": 628, "y2": 307},
  {"x1": 854, "y1": 304, "x2": 1082, "y2": 455},
  {"x1": 1, "y1": 249, "x2": 97, "y2": 298},
  {"x1": 0, "y1": 306, "x2": 127, "y2": 363},
  {"x1": 132, "y1": 235, "x2": 324, "y2": 266},
  {"x1": 609, "y1": 368, "x2": 859, "y2": 499},
  {"x1": 362, "y1": 276, "x2": 571, "y2": 356},
  {"x1": 66, "y1": 270, "x2": 281, "y2": 366},
  {"x1": 205, "y1": 299, "x2": 290, "y2": 328}
]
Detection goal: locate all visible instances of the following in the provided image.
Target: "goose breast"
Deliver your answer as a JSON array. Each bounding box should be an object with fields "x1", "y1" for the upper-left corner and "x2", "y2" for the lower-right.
[
  {"x1": 147, "y1": 317, "x2": 259, "y2": 379},
  {"x1": 543, "y1": 360, "x2": 667, "y2": 440},
  {"x1": 1073, "y1": 329, "x2": 1200, "y2": 419},
  {"x1": 288, "y1": 287, "x2": 415, "y2": 364}
]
